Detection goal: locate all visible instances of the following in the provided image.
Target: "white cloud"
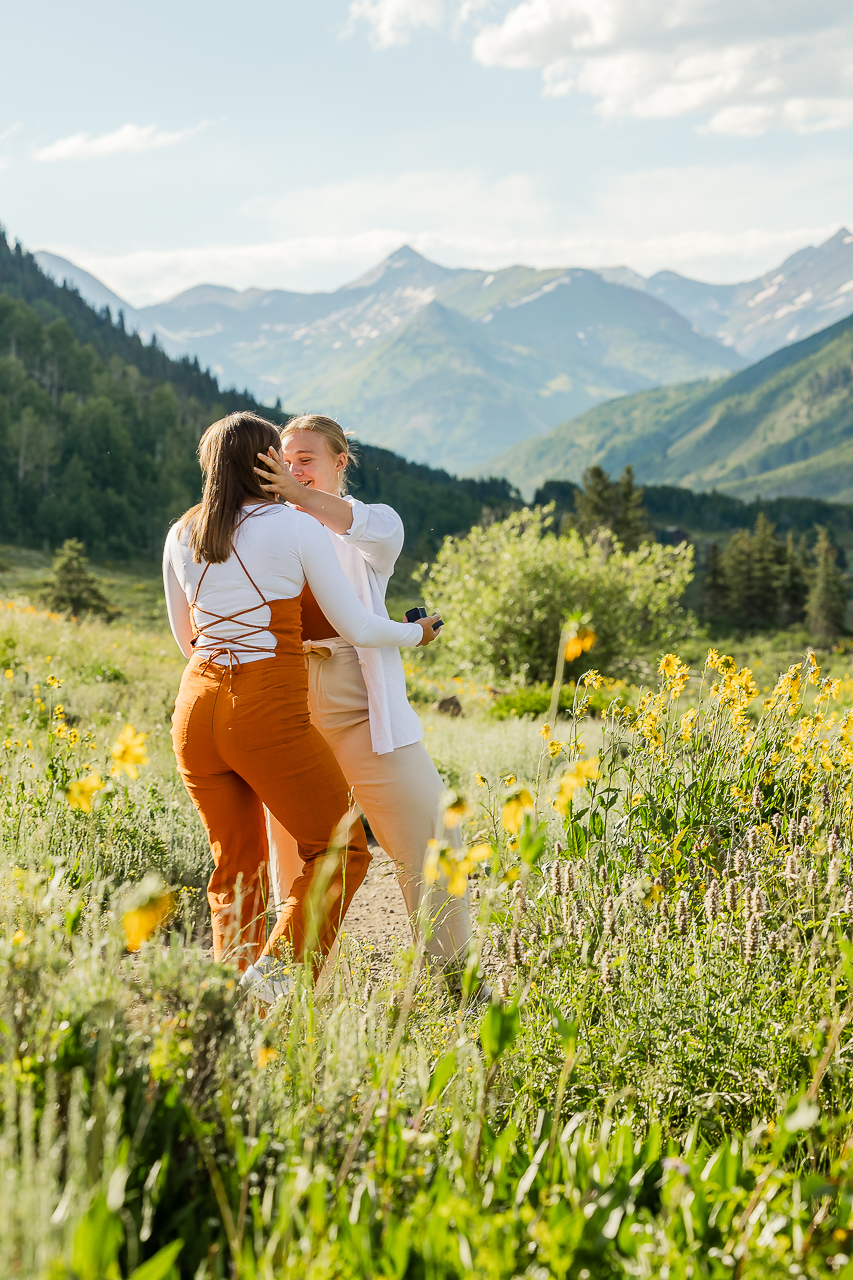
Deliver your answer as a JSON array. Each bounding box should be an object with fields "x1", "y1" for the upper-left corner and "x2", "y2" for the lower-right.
[
  {"x1": 466, "y1": 0, "x2": 853, "y2": 135},
  {"x1": 34, "y1": 121, "x2": 207, "y2": 163},
  {"x1": 239, "y1": 169, "x2": 544, "y2": 240},
  {"x1": 707, "y1": 97, "x2": 853, "y2": 136},
  {"x1": 50, "y1": 219, "x2": 842, "y2": 308},
  {"x1": 41, "y1": 160, "x2": 850, "y2": 305},
  {"x1": 346, "y1": 0, "x2": 443, "y2": 47}
]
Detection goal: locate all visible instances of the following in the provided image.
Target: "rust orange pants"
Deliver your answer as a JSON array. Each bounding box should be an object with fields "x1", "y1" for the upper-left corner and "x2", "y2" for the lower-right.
[{"x1": 171, "y1": 646, "x2": 371, "y2": 970}]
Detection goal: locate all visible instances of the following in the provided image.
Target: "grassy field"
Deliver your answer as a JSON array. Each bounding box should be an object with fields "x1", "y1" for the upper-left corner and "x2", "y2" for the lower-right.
[{"x1": 3, "y1": 549, "x2": 853, "y2": 1278}]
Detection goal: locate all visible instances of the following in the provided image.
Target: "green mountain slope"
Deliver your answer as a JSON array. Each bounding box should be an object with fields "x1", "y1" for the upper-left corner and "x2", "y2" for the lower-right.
[
  {"x1": 290, "y1": 300, "x2": 586, "y2": 472},
  {"x1": 0, "y1": 231, "x2": 518, "y2": 560},
  {"x1": 130, "y1": 247, "x2": 741, "y2": 473},
  {"x1": 487, "y1": 311, "x2": 853, "y2": 501},
  {"x1": 643, "y1": 228, "x2": 853, "y2": 359},
  {"x1": 280, "y1": 280, "x2": 740, "y2": 473}
]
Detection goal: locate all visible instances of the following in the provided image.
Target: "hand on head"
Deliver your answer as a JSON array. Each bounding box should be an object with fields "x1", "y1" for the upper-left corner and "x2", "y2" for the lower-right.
[{"x1": 254, "y1": 448, "x2": 306, "y2": 505}]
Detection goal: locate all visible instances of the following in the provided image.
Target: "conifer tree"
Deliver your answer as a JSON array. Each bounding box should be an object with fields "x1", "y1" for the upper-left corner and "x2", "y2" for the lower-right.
[
  {"x1": 613, "y1": 466, "x2": 651, "y2": 552},
  {"x1": 574, "y1": 465, "x2": 650, "y2": 550},
  {"x1": 701, "y1": 541, "x2": 728, "y2": 623},
  {"x1": 39, "y1": 540, "x2": 115, "y2": 619},
  {"x1": 779, "y1": 531, "x2": 809, "y2": 628},
  {"x1": 721, "y1": 514, "x2": 782, "y2": 630},
  {"x1": 721, "y1": 527, "x2": 757, "y2": 626},
  {"x1": 806, "y1": 525, "x2": 847, "y2": 644},
  {"x1": 751, "y1": 513, "x2": 783, "y2": 625},
  {"x1": 574, "y1": 466, "x2": 617, "y2": 540}
]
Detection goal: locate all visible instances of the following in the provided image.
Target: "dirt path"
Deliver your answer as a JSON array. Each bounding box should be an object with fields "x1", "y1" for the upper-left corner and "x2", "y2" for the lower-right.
[{"x1": 339, "y1": 839, "x2": 414, "y2": 962}]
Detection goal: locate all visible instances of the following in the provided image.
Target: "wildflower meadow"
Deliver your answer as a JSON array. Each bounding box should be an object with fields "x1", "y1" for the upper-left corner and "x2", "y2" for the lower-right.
[{"x1": 3, "y1": 585, "x2": 853, "y2": 1279}]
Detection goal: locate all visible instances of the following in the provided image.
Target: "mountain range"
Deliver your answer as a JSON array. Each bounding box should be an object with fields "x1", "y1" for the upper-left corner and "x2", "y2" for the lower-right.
[
  {"x1": 1, "y1": 232, "x2": 517, "y2": 561},
  {"x1": 35, "y1": 228, "x2": 853, "y2": 479},
  {"x1": 33, "y1": 247, "x2": 740, "y2": 474},
  {"x1": 490, "y1": 310, "x2": 853, "y2": 502},
  {"x1": 608, "y1": 227, "x2": 853, "y2": 361}
]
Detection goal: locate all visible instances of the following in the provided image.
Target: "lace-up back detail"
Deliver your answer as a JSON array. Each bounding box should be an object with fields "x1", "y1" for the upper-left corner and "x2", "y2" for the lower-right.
[{"x1": 189, "y1": 506, "x2": 299, "y2": 667}]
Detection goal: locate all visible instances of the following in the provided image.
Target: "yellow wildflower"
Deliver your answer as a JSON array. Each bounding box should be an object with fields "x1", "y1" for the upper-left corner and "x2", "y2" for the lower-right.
[
  {"x1": 257, "y1": 1046, "x2": 278, "y2": 1069},
  {"x1": 540, "y1": 723, "x2": 551, "y2": 740},
  {"x1": 424, "y1": 840, "x2": 490, "y2": 896},
  {"x1": 565, "y1": 628, "x2": 596, "y2": 662},
  {"x1": 66, "y1": 773, "x2": 105, "y2": 813},
  {"x1": 3, "y1": 669, "x2": 12, "y2": 681},
  {"x1": 443, "y1": 793, "x2": 469, "y2": 828},
  {"x1": 502, "y1": 774, "x2": 517, "y2": 787},
  {"x1": 554, "y1": 758, "x2": 600, "y2": 815},
  {"x1": 706, "y1": 649, "x2": 720, "y2": 670},
  {"x1": 53, "y1": 705, "x2": 65, "y2": 720},
  {"x1": 659, "y1": 654, "x2": 690, "y2": 698},
  {"x1": 46, "y1": 674, "x2": 64, "y2": 689},
  {"x1": 424, "y1": 839, "x2": 444, "y2": 885},
  {"x1": 448, "y1": 843, "x2": 491, "y2": 896},
  {"x1": 122, "y1": 893, "x2": 175, "y2": 951},
  {"x1": 474, "y1": 772, "x2": 487, "y2": 787},
  {"x1": 547, "y1": 739, "x2": 566, "y2": 758},
  {"x1": 583, "y1": 670, "x2": 603, "y2": 689},
  {"x1": 68, "y1": 729, "x2": 79, "y2": 745},
  {"x1": 110, "y1": 724, "x2": 149, "y2": 779},
  {"x1": 501, "y1": 789, "x2": 534, "y2": 834},
  {"x1": 3, "y1": 739, "x2": 10, "y2": 750},
  {"x1": 821, "y1": 755, "x2": 835, "y2": 773},
  {"x1": 680, "y1": 708, "x2": 697, "y2": 742}
]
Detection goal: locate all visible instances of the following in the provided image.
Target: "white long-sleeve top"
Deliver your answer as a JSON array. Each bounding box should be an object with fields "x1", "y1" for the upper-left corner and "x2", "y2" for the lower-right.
[
  {"x1": 319, "y1": 497, "x2": 424, "y2": 756},
  {"x1": 163, "y1": 502, "x2": 422, "y2": 661}
]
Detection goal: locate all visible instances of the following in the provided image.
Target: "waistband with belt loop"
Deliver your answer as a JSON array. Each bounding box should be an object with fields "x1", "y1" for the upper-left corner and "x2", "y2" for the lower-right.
[{"x1": 303, "y1": 637, "x2": 355, "y2": 661}]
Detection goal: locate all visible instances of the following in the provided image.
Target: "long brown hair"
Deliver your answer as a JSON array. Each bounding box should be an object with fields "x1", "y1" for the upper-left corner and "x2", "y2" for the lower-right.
[{"x1": 178, "y1": 411, "x2": 282, "y2": 563}]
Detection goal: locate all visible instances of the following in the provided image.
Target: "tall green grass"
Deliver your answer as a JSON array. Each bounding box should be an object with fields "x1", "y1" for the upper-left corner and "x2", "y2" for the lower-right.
[{"x1": 2, "y1": 594, "x2": 853, "y2": 1277}]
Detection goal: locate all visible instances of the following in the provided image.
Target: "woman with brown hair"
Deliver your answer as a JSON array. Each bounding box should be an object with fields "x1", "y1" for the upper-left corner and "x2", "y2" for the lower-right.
[
  {"x1": 255, "y1": 414, "x2": 473, "y2": 974},
  {"x1": 163, "y1": 411, "x2": 441, "y2": 1000}
]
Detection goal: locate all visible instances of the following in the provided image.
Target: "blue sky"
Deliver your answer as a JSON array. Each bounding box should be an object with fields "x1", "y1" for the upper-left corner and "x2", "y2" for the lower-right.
[{"x1": 1, "y1": 0, "x2": 851, "y2": 304}]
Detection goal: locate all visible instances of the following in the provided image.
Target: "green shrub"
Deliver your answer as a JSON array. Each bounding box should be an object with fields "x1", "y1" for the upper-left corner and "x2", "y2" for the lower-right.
[
  {"x1": 416, "y1": 507, "x2": 695, "y2": 684},
  {"x1": 490, "y1": 679, "x2": 634, "y2": 719}
]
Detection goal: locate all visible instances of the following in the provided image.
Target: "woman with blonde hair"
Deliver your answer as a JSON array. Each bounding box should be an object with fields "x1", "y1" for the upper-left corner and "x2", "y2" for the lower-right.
[
  {"x1": 255, "y1": 414, "x2": 472, "y2": 973},
  {"x1": 163, "y1": 411, "x2": 441, "y2": 1001}
]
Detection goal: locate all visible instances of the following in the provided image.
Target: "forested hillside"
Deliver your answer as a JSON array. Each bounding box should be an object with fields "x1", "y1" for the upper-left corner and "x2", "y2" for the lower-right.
[
  {"x1": 489, "y1": 309, "x2": 853, "y2": 501},
  {"x1": 0, "y1": 230, "x2": 518, "y2": 561},
  {"x1": 535, "y1": 478, "x2": 853, "y2": 549}
]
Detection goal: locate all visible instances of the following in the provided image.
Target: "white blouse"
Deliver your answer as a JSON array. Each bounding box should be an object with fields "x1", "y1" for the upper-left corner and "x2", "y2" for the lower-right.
[
  {"x1": 162, "y1": 503, "x2": 422, "y2": 661},
  {"x1": 324, "y1": 498, "x2": 424, "y2": 756}
]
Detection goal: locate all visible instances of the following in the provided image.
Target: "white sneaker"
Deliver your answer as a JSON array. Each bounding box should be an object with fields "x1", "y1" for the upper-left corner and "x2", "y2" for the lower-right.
[{"x1": 240, "y1": 955, "x2": 293, "y2": 1004}]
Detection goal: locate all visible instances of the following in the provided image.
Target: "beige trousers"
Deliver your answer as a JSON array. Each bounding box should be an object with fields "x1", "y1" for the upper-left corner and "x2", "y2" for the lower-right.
[{"x1": 267, "y1": 642, "x2": 471, "y2": 966}]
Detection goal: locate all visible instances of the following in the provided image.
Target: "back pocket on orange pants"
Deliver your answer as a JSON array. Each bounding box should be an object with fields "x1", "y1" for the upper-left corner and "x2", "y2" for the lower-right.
[
  {"x1": 232, "y1": 665, "x2": 306, "y2": 752},
  {"x1": 172, "y1": 678, "x2": 207, "y2": 754}
]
